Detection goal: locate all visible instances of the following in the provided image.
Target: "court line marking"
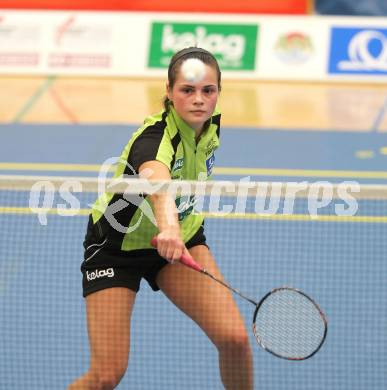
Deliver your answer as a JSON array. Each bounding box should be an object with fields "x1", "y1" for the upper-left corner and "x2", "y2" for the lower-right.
[
  {"x1": 1, "y1": 162, "x2": 387, "y2": 179},
  {"x1": 214, "y1": 167, "x2": 387, "y2": 179},
  {"x1": 12, "y1": 76, "x2": 57, "y2": 123},
  {"x1": 371, "y1": 96, "x2": 387, "y2": 132},
  {"x1": 1, "y1": 207, "x2": 386, "y2": 223},
  {"x1": 0, "y1": 207, "x2": 90, "y2": 216},
  {"x1": 0, "y1": 162, "x2": 104, "y2": 172},
  {"x1": 204, "y1": 212, "x2": 387, "y2": 223},
  {"x1": 49, "y1": 86, "x2": 79, "y2": 124}
]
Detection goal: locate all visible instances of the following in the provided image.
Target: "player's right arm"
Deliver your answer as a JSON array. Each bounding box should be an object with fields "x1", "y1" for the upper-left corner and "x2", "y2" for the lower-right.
[{"x1": 139, "y1": 160, "x2": 186, "y2": 262}]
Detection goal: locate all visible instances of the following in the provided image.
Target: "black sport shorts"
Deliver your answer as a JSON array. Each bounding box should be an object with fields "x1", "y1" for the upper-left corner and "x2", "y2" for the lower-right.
[{"x1": 80, "y1": 220, "x2": 207, "y2": 297}]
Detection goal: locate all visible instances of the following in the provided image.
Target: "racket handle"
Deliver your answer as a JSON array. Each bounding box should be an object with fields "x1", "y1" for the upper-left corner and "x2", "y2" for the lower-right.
[
  {"x1": 150, "y1": 237, "x2": 203, "y2": 273},
  {"x1": 179, "y1": 253, "x2": 204, "y2": 272}
]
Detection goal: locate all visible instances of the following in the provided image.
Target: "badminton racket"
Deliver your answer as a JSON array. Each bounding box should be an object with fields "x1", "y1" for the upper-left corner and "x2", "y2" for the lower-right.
[{"x1": 151, "y1": 238, "x2": 327, "y2": 361}]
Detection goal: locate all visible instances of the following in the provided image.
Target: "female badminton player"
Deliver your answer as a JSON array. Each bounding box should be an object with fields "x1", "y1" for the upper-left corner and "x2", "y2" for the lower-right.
[{"x1": 68, "y1": 47, "x2": 253, "y2": 390}]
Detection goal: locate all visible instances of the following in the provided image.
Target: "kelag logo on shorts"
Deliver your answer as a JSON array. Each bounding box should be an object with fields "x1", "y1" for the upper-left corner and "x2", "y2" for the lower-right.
[
  {"x1": 148, "y1": 22, "x2": 258, "y2": 71},
  {"x1": 328, "y1": 27, "x2": 387, "y2": 75}
]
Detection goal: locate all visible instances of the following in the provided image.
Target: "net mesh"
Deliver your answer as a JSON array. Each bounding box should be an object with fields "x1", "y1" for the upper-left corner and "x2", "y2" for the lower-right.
[{"x1": 1, "y1": 175, "x2": 387, "y2": 390}]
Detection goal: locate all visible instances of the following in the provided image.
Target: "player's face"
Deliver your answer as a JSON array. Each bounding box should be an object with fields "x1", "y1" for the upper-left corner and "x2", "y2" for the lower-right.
[{"x1": 167, "y1": 64, "x2": 219, "y2": 132}]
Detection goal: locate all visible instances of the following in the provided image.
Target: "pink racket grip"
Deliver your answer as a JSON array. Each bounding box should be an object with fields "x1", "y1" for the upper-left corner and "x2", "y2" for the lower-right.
[
  {"x1": 179, "y1": 254, "x2": 204, "y2": 272},
  {"x1": 150, "y1": 237, "x2": 203, "y2": 273}
]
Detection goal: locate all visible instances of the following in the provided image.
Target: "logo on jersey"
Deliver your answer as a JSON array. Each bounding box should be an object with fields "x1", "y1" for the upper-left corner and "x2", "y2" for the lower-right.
[
  {"x1": 206, "y1": 154, "x2": 215, "y2": 176},
  {"x1": 205, "y1": 139, "x2": 217, "y2": 157},
  {"x1": 175, "y1": 195, "x2": 197, "y2": 221},
  {"x1": 172, "y1": 158, "x2": 184, "y2": 172},
  {"x1": 328, "y1": 27, "x2": 387, "y2": 74}
]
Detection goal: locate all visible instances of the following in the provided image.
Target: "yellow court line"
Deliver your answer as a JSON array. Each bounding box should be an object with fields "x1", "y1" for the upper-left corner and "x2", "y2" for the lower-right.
[
  {"x1": 203, "y1": 212, "x2": 387, "y2": 223},
  {"x1": 213, "y1": 167, "x2": 387, "y2": 179},
  {"x1": 0, "y1": 207, "x2": 90, "y2": 216},
  {"x1": 0, "y1": 162, "x2": 104, "y2": 172},
  {"x1": 1, "y1": 207, "x2": 386, "y2": 223},
  {"x1": 1, "y1": 162, "x2": 387, "y2": 179}
]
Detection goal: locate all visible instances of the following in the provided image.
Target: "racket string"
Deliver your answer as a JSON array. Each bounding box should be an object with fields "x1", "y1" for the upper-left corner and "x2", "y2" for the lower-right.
[{"x1": 254, "y1": 289, "x2": 326, "y2": 359}]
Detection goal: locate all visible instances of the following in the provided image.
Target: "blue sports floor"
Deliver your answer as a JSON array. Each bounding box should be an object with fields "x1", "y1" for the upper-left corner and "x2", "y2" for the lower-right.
[{"x1": 1, "y1": 123, "x2": 387, "y2": 389}]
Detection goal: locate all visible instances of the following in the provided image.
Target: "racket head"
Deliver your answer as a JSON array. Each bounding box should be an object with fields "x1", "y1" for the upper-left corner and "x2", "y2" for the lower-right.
[{"x1": 252, "y1": 287, "x2": 328, "y2": 361}]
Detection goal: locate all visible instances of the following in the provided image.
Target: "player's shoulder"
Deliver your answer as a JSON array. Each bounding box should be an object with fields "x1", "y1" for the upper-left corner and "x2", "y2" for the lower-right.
[
  {"x1": 210, "y1": 106, "x2": 221, "y2": 138},
  {"x1": 142, "y1": 110, "x2": 169, "y2": 132},
  {"x1": 212, "y1": 106, "x2": 221, "y2": 121},
  {"x1": 128, "y1": 110, "x2": 168, "y2": 141}
]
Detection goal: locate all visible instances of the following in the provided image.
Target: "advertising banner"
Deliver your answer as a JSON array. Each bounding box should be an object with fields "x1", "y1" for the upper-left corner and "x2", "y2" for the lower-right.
[
  {"x1": 47, "y1": 14, "x2": 113, "y2": 70},
  {"x1": 328, "y1": 27, "x2": 387, "y2": 76},
  {"x1": 0, "y1": 10, "x2": 385, "y2": 82},
  {"x1": 257, "y1": 18, "x2": 328, "y2": 80},
  {"x1": 148, "y1": 22, "x2": 258, "y2": 71},
  {"x1": 0, "y1": 14, "x2": 41, "y2": 67}
]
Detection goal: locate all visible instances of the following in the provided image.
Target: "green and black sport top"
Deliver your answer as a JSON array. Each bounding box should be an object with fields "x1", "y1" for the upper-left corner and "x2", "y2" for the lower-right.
[{"x1": 90, "y1": 106, "x2": 221, "y2": 251}]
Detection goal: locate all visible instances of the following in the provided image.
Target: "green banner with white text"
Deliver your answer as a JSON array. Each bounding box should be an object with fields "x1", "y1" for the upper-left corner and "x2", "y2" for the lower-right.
[{"x1": 148, "y1": 22, "x2": 258, "y2": 71}]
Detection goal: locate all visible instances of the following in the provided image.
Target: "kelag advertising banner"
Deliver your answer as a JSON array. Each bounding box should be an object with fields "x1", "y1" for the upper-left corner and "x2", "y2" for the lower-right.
[{"x1": 148, "y1": 22, "x2": 258, "y2": 71}]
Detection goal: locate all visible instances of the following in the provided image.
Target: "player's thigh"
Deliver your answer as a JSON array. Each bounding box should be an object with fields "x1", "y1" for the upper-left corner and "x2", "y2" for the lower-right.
[
  {"x1": 156, "y1": 245, "x2": 247, "y2": 344},
  {"x1": 85, "y1": 287, "x2": 136, "y2": 370}
]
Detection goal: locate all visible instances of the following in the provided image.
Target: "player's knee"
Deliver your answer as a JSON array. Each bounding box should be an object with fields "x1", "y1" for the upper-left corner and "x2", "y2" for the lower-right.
[
  {"x1": 92, "y1": 364, "x2": 127, "y2": 390},
  {"x1": 217, "y1": 329, "x2": 251, "y2": 356},
  {"x1": 97, "y1": 370, "x2": 125, "y2": 390}
]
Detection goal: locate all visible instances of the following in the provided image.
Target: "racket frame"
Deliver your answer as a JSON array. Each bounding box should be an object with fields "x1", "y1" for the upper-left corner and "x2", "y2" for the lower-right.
[{"x1": 252, "y1": 287, "x2": 328, "y2": 361}]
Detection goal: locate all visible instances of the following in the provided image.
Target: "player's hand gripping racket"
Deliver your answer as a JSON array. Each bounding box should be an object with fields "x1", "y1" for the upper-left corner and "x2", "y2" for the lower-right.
[{"x1": 151, "y1": 238, "x2": 328, "y2": 361}]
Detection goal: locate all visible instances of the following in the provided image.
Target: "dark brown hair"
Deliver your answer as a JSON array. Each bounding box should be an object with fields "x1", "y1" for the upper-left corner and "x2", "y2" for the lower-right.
[{"x1": 163, "y1": 47, "x2": 221, "y2": 111}]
